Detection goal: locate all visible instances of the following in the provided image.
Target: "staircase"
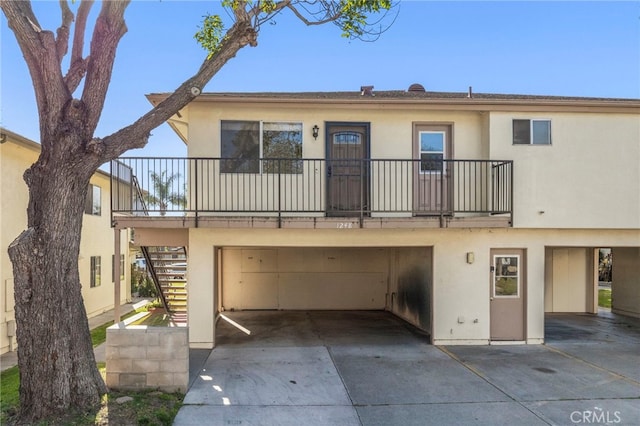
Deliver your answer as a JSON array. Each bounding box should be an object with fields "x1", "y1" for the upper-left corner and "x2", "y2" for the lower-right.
[{"x1": 142, "y1": 246, "x2": 188, "y2": 315}]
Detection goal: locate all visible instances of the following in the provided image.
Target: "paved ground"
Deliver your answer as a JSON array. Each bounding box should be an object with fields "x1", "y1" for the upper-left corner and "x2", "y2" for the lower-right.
[{"x1": 175, "y1": 310, "x2": 640, "y2": 426}]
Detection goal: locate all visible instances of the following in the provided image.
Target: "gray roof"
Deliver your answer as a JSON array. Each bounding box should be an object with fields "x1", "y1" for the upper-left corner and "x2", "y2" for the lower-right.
[{"x1": 185, "y1": 90, "x2": 639, "y2": 103}]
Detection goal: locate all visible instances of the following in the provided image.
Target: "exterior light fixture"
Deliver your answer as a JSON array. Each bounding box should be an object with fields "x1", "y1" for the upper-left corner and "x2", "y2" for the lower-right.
[{"x1": 312, "y1": 125, "x2": 319, "y2": 140}]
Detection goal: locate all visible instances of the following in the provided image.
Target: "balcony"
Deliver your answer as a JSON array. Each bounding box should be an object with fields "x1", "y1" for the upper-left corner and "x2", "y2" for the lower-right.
[{"x1": 111, "y1": 158, "x2": 513, "y2": 229}]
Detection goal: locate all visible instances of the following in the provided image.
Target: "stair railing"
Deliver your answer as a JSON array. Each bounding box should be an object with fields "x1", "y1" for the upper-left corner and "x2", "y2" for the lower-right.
[{"x1": 140, "y1": 247, "x2": 170, "y2": 312}]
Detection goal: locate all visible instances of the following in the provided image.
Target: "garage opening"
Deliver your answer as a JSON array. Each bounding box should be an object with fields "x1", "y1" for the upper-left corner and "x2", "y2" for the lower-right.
[
  {"x1": 218, "y1": 247, "x2": 433, "y2": 338},
  {"x1": 544, "y1": 248, "x2": 598, "y2": 314},
  {"x1": 544, "y1": 246, "x2": 640, "y2": 341}
]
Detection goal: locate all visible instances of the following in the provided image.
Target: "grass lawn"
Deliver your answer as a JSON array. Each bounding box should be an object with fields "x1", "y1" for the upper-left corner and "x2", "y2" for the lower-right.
[
  {"x1": 131, "y1": 311, "x2": 172, "y2": 327},
  {"x1": 0, "y1": 366, "x2": 19, "y2": 423},
  {"x1": 90, "y1": 308, "x2": 146, "y2": 347},
  {"x1": 598, "y1": 288, "x2": 612, "y2": 309},
  {"x1": 1, "y1": 307, "x2": 183, "y2": 425}
]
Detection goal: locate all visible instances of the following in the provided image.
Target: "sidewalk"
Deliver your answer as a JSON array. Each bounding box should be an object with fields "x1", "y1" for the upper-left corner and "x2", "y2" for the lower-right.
[{"x1": 0, "y1": 299, "x2": 149, "y2": 372}]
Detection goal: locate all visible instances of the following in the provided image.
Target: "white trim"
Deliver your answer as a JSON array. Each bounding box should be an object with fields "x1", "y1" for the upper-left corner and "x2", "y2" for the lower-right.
[
  {"x1": 492, "y1": 253, "x2": 521, "y2": 299},
  {"x1": 530, "y1": 119, "x2": 552, "y2": 145}
]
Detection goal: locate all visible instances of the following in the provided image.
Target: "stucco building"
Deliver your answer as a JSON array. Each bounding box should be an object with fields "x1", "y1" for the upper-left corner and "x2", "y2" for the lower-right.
[
  {"x1": 1, "y1": 128, "x2": 130, "y2": 355},
  {"x1": 111, "y1": 87, "x2": 640, "y2": 348}
]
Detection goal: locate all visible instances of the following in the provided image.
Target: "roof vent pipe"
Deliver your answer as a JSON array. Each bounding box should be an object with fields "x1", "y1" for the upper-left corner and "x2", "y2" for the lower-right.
[{"x1": 468, "y1": 86, "x2": 473, "y2": 98}]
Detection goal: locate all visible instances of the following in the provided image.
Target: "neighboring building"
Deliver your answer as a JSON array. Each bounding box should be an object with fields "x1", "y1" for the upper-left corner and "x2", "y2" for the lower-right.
[
  {"x1": 112, "y1": 87, "x2": 640, "y2": 348},
  {"x1": 0, "y1": 128, "x2": 130, "y2": 355}
]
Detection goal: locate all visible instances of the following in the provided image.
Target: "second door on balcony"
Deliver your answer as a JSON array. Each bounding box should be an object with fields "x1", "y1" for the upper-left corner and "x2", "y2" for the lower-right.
[
  {"x1": 413, "y1": 124, "x2": 452, "y2": 214},
  {"x1": 326, "y1": 123, "x2": 370, "y2": 216}
]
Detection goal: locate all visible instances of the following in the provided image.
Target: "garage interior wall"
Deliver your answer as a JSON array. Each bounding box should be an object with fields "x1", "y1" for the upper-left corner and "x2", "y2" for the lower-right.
[
  {"x1": 544, "y1": 248, "x2": 596, "y2": 313},
  {"x1": 388, "y1": 247, "x2": 432, "y2": 333},
  {"x1": 611, "y1": 247, "x2": 640, "y2": 318},
  {"x1": 220, "y1": 247, "x2": 432, "y2": 334}
]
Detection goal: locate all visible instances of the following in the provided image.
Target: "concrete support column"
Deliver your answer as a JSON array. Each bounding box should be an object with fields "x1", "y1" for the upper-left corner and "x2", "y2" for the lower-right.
[
  {"x1": 114, "y1": 228, "x2": 121, "y2": 323},
  {"x1": 526, "y1": 244, "x2": 546, "y2": 344},
  {"x1": 188, "y1": 231, "x2": 216, "y2": 348}
]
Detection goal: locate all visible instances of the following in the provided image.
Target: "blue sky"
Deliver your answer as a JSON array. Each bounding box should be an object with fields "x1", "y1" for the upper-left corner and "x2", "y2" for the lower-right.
[{"x1": 2, "y1": 1, "x2": 639, "y2": 158}]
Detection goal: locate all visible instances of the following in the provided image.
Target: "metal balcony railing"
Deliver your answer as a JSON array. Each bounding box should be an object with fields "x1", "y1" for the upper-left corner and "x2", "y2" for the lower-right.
[{"x1": 111, "y1": 158, "x2": 513, "y2": 225}]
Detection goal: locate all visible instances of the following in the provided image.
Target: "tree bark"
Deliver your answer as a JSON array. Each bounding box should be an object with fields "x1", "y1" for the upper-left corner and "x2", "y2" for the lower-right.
[
  {"x1": 9, "y1": 143, "x2": 106, "y2": 422},
  {"x1": 1, "y1": 1, "x2": 256, "y2": 420}
]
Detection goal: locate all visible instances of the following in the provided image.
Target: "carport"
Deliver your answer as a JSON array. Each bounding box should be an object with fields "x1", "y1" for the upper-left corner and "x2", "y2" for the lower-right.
[
  {"x1": 545, "y1": 247, "x2": 640, "y2": 343},
  {"x1": 216, "y1": 246, "x2": 433, "y2": 337},
  {"x1": 544, "y1": 247, "x2": 640, "y2": 319}
]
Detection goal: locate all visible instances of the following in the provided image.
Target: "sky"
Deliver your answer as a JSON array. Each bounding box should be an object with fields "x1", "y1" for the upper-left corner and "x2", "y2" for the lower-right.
[{"x1": 1, "y1": 0, "x2": 639, "y2": 158}]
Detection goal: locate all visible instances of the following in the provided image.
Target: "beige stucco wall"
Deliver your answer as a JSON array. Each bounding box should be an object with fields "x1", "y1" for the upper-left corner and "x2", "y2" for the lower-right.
[
  {"x1": 186, "y1": 103, "x2": 490, "y2": 217},
  {"x1": 611, "y1": 247, "x2": 640, "y2": 318},
  {"x1": 544, "y1": 248, "x2": 596, "y2": 313},
  {"x1": 0, "y1": 138, "x2": 32, "y2": 353},
  {"x1": 0, "y1": 133, "x2": 129, "y2": 354},
  {"x1": 186, "y1": 102, "x2": 487, "y2": 161},
  {"x1": 489, "y1": 112, "x2": 640, "y2": 229},
  {"x1": 187, "y1": 227, "x2": 640, "y2": 348},
  {"x1": 80, "y1": 171, "x2": 131, "y2": 318},
  {"x1": 185, "y1": 101, "x2": 639, "y2": 229}
]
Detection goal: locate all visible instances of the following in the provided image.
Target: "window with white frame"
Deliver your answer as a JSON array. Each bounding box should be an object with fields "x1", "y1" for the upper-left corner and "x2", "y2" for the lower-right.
[
  {"x1": 90, "y1": 256, "x2": 101, "y2": 288},
  {"x1": 513, "y1": 119, "x2": 551, "y2": 145},
  {"x1": 221, "y1": 120, "x2": 303, "y2": 173},
  {"x1": 84, "y1": 184, "x2": 101, "y2": 215}
]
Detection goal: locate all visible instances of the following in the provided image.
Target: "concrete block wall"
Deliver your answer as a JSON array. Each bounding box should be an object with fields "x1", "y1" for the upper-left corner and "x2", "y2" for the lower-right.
[{"x1": 106, "y1": 324, "x2": 188, "y2": 392}]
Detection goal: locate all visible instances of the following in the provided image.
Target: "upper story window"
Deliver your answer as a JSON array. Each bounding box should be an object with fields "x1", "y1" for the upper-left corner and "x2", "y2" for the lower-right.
[
  {"x1": 85, "y1": 184, "x2": 101, "y2": 215},
  {"x1": 221, "y1": 120, "x2": 303, "y2": 173},
  {"x1": 513, "y1": 119, "x2": 551, "y2": 145}
]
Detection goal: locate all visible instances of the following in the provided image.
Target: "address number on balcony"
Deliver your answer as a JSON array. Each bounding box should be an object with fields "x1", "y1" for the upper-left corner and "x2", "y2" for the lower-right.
[{"x1": 337, "y1": 222, "x2": 354, "y2": 229}]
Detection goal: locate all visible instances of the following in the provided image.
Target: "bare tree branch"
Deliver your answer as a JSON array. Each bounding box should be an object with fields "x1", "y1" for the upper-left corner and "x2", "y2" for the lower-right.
[
  {"x1": 64, "y1": 0, "x2": 93, "y2": 93},
  {"x1": 71, "y1": 0, "x2": 93, "y2": 65},
  {"x1": 286, "y1": 1, "x2": 341, "y2": 26},
  {"x1": 81, "y1": 0, "x2": 129, "y2": 134},
  {"x1": 55, "y1": 0, "x2": 74, "y2": 61},
  {"x1": 1, "y1": 1, "x2": 70, "y2": 145},
  {"x1": 100, "y1": 19, "x2": 258, "y2": 161}
]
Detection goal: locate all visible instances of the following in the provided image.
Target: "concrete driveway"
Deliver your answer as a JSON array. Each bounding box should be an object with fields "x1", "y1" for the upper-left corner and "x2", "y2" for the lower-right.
[{"x1": 174, "y1": 311, "x2": 640, "y2": 425}]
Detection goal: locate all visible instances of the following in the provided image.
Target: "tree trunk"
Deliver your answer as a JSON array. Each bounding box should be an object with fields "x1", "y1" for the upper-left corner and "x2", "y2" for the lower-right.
[
  {"x1": 8, "y1": 144, "x2": 106, "y2": 423},
  {"x1": 1, "y1": 2, "x2": 258, "y2": 422}
]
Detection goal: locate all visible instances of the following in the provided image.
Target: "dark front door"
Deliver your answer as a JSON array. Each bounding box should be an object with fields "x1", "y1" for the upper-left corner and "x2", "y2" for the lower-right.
[{"x1": 326, "y1": 123, "x2": 369, "y2": 217}]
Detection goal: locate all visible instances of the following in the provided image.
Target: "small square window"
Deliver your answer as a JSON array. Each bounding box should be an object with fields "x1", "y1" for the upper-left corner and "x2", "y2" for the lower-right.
[{"x1": 513, "y1": 119, "x2": 551, "y2": 145}]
